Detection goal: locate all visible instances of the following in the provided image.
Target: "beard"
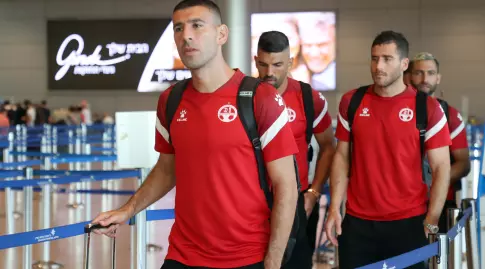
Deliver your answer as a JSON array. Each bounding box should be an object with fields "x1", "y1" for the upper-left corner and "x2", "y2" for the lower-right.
[
  {"x1": 263, "y1": 75, "x2": 284, "y2": 89},
  {"x1": 416, "y1": 83, "x2": 438, "y2": 95},
  {"x1": 373, "y1": 70, "x2": 401, "y2": 88}
]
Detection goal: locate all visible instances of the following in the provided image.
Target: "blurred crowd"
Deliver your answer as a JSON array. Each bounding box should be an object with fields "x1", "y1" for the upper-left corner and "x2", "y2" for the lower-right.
[{"x1": 0, "y1": 99, "x2": 114, "y2": 129}]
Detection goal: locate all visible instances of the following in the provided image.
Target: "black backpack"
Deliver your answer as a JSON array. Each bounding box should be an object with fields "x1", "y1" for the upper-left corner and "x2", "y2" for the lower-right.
[
  {"x1": 299, "y1": 81, "x2": 316, "y2": 163},
  {"x1": 164, "y1": 76, "x2": 303, "y2": 264},
  {"x1": 346, "y1": 85, "x2": 428, "y2": 184}
]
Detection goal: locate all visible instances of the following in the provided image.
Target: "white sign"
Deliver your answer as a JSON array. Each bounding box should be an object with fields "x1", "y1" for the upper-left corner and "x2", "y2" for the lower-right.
[
  {"x1": 115, "y1": 111, "x2": 159, "y2": 169},
  {"x1": 55, "y1": 34, "x2": 150, "y2": 81}
]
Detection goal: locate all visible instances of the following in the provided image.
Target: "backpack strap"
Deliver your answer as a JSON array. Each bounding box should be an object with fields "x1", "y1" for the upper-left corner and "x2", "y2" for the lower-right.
[
  {"x1": 346, "y1": 86, "x2": 369, "y2": 177},
  {"x1": 437, "y1": 98, "x2": 450, "y2": 127},
  {"x1": 236, "y1": 76, "x2": 273, "y2": 210},
  {"x1": 415, "y1": 91, "x2": 428, "y2": 183},
  {"x1": 165, "y1": 79, "x2": 190, "y2": 144},
  {"x1": 299, "y1": 81, "x2": 314, "y2": 146}
]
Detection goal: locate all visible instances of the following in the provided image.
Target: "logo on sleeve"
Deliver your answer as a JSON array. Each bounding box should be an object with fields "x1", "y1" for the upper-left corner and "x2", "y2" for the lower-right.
[
  {"x1": 399, "y1": 108, "x2": 413, "y2": 122},
  {"x1": 218, "y1": 104, "x2": 238, "y2": 123},
  {"x1": 287, "y1": 108, "x2": 296, "y2": 122},
  {"x1": 177, "y1": 109, "x2": 188, "y2": 122},
  {"x1": 275, "y1": 94, "x2": 284, "y2": 106}
]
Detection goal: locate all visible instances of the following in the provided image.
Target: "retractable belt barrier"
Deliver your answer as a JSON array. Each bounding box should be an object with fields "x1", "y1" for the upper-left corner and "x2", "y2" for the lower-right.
[
  {"x1": 0, "y1": 170, "x2": 139, "y2": 188},
  {"x1": 0, "y1": 123, "x2": 482, "y2": 268},
  {"x1": 0, "y1": 209, "x2": 175, "y2": 250},
  {"x1": 0, "y1": 204, "x2": 472, "y2": 269},
  {"x1": 356, "y1": 207, "x2": 473, "y2": 269}
]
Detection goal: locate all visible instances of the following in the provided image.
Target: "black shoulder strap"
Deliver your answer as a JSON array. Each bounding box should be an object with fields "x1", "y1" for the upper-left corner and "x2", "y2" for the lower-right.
[
  {"x1": 347, "y1": 86, "x2": 369, "y2": 129},
  {"x1": 437, "y1": 98, "x2": 450, "y2": 126},
  {"x1": 236, "y1": 76, "x2": 273, "y2": 210},
  {"x1": 346, "y1": 86, "x2": 369, "y2": 177},
  {"x1": 299, "y1": 81, "x2": 314, "y2": 145},
  {"x1": 165, "y1": 79, "x2": 190, "y2": 144},
  {"x1": 416, "y1": 90, "x2": 428, "y2": 183}
]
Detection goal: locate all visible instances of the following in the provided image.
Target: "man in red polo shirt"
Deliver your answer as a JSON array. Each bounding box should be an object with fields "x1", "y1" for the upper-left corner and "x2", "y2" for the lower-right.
[
  {"x1": 254, "y1": 31, "x2": 336, "y2": 268},
  {"x1": 91, "y1": 1, "x2": 299, "y2": 269},
  {"x1": 410, "y1": 52, "x2": 470, "y2": 232},
  {"x1": 325, "y1": 31, "x2": 452, "y2": 269}
]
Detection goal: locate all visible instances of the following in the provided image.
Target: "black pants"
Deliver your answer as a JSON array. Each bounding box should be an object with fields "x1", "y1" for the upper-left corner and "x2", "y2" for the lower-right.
[
  {"x1": 438, "y1": 200, "x2": 458, "y2": 233},
  {"x1": 281, "y1": 191, "x2": 319, "y2": 269},
  {"x1": 338, "y1": 214, "x2": 428, "y2": 269},
  {"x1": 161, "y1": 260, "x2": 264, "y2": 269}
]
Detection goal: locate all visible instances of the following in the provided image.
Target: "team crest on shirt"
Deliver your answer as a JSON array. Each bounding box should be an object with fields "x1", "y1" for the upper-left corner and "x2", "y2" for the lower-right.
[
  {"x1": 287, "y1": 108, "x2": 296, "y2": 122},
  {"x1": 218, "y1": 104, "x2": 238, "y2": 122},
  {"x1": 177, "y1": 109, "x2": 188, "y2": 122},
  {"x1": 399, "y1": 108, "x2": 413, "y2": 122}
]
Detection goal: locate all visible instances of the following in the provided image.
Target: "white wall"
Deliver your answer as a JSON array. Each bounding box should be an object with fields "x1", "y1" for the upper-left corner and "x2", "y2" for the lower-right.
[{"x1": 0, "y1": 0, "x2": 484, "y2": 119}]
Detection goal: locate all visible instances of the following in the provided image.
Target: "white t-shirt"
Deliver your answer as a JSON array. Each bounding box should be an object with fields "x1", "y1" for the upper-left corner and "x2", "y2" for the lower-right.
[{"x1": 27, "y1": 107, "x2": 36, "y2": 126}]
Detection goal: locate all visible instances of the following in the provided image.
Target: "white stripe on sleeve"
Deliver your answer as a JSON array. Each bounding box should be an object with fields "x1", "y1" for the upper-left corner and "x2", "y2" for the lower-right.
[
  {"x1": 313, "y1": 99, "x2": 328, "y2": 128},
  {"x1": 260, "y1": 108, "x2": 289, "y2": 149},
  {"x1": 424, "y1": 115, "x2": 447, "y2": 142},
  {"x1": 450, "y1": 121, "x2": 465, "y2": 140},
  {"x1": 338, "y1": 113, "x2": 350, "y2": 132},
  {"x1": 156, "y1": 116, "x2": 170, "y2": 143}
]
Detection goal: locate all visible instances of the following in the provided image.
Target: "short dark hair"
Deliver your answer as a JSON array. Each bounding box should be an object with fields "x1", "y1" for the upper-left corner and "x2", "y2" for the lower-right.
[
  {"x1": 372, "y1": 30, "x2": 409, "y2": 58},
  {"x1": 258, "y1": 31, "x2": 290, "y2": 53},
  {"x1": 173, "y1": 0, "x2": 222, "y2": 24}
]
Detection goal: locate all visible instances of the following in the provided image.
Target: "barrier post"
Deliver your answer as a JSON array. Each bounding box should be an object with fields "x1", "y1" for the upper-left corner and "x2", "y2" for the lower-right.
[
  {"x1": 15, "y1": 125, "x2": 21, "y2": 162},
  {"x1": 8, "y1": 131, "x2": 14, "y2": 161},
  {"x1": 429, "y1": 233, "x2": 448, "y2": 269},
  {"x1": 66, "y1": 128, "x2": 84, "y2": 209},
  {"x1": 84, "y1": 144, "x2": 92, "y2": 224},
  {"x1": 5, "y1": 133, "x2": 23, "y2": 220},
  {"x1": 68, "y1": 130, "x2": 74, "y2": 170},
  {"x1": 136, "y1": 168, "x2": 149, "y2": 269},
  {"x1": 23, "y1": 167, "x2": 34, "y2": 269},
  {"x1": 129, "y1": 217, "x2": 136, "y2": 269},
  {"x1": 447, "y1": 208, "x2": 462, "y2": 269},
  {"x1": 52, "y1": 126, "x2": 58, "y2": 170},
  {"x1": 33, "y1": 157, "x2": 63, "y2": 269},
  {"x1": 3, "y1": 148, "x2": 15, "y2": 234},
  {"x1": 462, "y1": 198, "x2": 480, "y2": 269},
  {"x1": 21, "y1": 125, "x2": 27, "y2": 161}
]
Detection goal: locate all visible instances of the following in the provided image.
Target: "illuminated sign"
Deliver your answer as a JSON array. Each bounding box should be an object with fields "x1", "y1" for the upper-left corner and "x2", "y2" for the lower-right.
[{"x1": 47, "y1": 19, "x2": 190, "y2": 91}]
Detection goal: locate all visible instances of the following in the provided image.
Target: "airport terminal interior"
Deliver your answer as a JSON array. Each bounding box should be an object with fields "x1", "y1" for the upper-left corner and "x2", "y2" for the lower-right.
[{"x1": 1, "y1": 0, "x2": 485, "y2": 268}]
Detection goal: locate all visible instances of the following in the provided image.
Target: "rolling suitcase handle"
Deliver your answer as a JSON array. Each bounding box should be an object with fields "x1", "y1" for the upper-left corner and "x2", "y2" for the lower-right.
[{"x1": 83, "y1": 223, "x2": 116, "y2": 269}]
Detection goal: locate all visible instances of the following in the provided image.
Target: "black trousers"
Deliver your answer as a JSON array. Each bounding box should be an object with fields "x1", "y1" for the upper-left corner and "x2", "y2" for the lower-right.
[
  {"x1": 161, "y1": 260, "x2": 264, "y2": 269},
  {"x1": 438, "y1": 200, "x2": 458, "y2": 233},
  {"x1": 338, "y1": 213, "x2": 428, "y2": 269},
  {"x1": 281, "y1": 191, "x2": 319, "y2": 269}
]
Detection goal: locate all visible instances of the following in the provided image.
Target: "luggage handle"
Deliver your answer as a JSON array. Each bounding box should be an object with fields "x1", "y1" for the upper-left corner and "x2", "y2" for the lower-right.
[{"x1": 83, "y1": 223, "x2": 116, "y2": 269}]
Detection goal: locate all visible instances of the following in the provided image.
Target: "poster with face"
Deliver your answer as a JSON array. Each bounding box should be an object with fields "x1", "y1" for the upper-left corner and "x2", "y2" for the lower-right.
[{"x1": 251, "y1": 12, "x2": 336, "y2": 91}]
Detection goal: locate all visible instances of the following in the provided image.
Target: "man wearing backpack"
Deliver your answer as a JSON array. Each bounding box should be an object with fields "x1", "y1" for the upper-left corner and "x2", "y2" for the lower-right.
[
  {"x1": 254, "y1": 31, "x2": 336, "y2": 269},
  {"x1": 90, "y1": 1, "x2": 300, "y2": 269},
  {"x1": 410, "y1": 52, "x2": 470, "y2": 232},
  {"x1": 325, "y1": 31, "x2": 452, "y2": 269}
]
